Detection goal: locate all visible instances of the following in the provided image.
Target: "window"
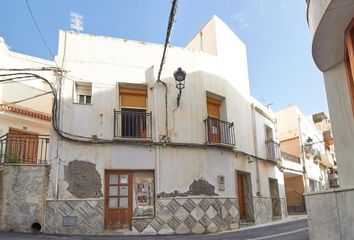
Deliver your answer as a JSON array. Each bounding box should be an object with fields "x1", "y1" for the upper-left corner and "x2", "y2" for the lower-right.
[
  {"x1": 113, "y1": 85, "x2": 150, "y2": 139},
  {"x1": 74, "y1": 82, "x2": 92, "y2": 104},
  {"x1": 345, "y1": 18, "x2": 354, "y2": 116}
]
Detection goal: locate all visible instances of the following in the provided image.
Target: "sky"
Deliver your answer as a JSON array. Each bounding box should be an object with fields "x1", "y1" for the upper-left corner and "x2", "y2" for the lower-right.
[{"x1": 0, "y1": 0, "x2": 327, "y2": 115}]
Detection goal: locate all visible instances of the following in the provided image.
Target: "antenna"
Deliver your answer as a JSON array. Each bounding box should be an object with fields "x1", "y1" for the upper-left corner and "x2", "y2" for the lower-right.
[{"x1": 70, "y1": 12, "x2": 84, "y2": 33}]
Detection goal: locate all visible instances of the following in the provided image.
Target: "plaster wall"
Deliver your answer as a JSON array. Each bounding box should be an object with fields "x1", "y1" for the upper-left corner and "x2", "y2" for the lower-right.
[
  {"x1": 185, "y1": 16, "x2": 250, "y2": 96},
  {"x1": 305, "y1": 188, "x2": 354, "y2": 240},
  {"x1": 0, "y1": 113, "x2": 50, "y2": 136},
  {"x1": 323, "y1": 62, "x2": 354, "y2": 188},
  {"x1": 55, "y1": 30, "x2": 260, "y2": 155},
  {"x1": 0, "y1": 165, "x2": 49, "y2": 232}
]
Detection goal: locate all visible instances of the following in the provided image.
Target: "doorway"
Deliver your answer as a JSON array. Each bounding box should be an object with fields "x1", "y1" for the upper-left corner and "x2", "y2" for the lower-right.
[
  {"x1": 236, "y1": 171, "x2": 254, "y2": 221},
  {"x1": 104, "y1": 170, "x2": 132, "y2": 230},
  {"x1": 269, "y1": 178, "x2": 281, "y2": 217}
]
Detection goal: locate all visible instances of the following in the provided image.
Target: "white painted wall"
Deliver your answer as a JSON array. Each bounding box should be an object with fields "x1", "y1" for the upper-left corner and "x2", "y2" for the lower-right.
[
  {"x1": 49, "y1": 17, "x2": 285, "y2": 202},
  {"x1": 0, "y1": 37, "x2": 54, "y2": 135},
  {"x1": 323, "y1": 62, "x2": 354, "y2": 188}
]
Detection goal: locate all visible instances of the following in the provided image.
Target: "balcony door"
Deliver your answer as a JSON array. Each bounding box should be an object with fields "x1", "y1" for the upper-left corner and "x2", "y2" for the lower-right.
[
  {"x1": 7, "y1": 128, "x2": 39, "y2": 164},
  {"x1": 207, "y1": 97, "x2": 221, "y2": 143},
  {"x1": 119, "y1": 86, "x2": 147, "y2": 138}
]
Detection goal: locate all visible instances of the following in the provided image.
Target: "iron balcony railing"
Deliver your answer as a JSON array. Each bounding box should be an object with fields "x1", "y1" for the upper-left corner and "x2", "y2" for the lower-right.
[
  {"x1": 0, "y1": 134, "x2": 49, "y2": 164},
  {"x1": 204, "y1": 117, "x2": 235, "y2": 145},
  {"x1": 113, "y1": 110, "x2": 152, "y2": 139},
  {"x1": 266, "y1": 139, "x2": 281, "y2": 161}
]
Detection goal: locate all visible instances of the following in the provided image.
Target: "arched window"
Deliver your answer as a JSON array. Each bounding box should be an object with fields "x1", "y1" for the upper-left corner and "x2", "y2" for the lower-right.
[{"x1": 345, "y1": 18, "x2": 354, "y2": 116}]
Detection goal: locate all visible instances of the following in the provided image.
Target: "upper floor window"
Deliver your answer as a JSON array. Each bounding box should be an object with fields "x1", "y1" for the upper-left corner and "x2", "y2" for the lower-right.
[
  {"x1": 74, "y1": 82, "x2": 92, "y2": 104},
  {"x1": 345, "y1": 18, "x2": 354, "y2": 116},
  {"x1": 206, "y1": 96, "x2": 221, "y2": 119},
  {"x1": 114, "y1": 85, "x2": 151, "y2": 139}
]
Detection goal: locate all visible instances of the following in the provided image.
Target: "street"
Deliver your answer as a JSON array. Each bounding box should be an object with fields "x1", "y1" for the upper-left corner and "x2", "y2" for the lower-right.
[{"x1": 0, "y1": 218, "x2": 308, "y2": 240}]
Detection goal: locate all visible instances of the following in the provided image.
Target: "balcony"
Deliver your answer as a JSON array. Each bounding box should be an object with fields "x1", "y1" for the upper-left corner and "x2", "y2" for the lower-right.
[
  {"x1": 266, "y1": 139, "x2": 281, "y2": 162},
  {"x1": 0, "y1": 134, "x2": 49, "y2": 164},
  {"x1": 113, "y1": 109, "x2": 152, "y2": 140},
  {"x1": 204, "y1": 117, "x2": 235, "y2": 146}
]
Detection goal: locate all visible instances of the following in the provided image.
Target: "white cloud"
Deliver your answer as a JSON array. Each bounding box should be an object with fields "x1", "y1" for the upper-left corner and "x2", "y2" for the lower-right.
[{"x1": 233, "y1": 12, "x2": 249, "y2": 29}]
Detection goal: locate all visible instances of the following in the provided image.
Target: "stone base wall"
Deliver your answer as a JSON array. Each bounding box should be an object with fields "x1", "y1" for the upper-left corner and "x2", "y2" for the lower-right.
[
  {"x1": 132, "y1": 197, "x2": 239, "y2": 234},
  {"x1": 252, "y1": 197, "x2": 287, "y2": 224},
  {"x1": 45, "y1": 200, "x2": 104, "y2": 234},
  {"x1": 0, "y1": 164, "x2": 49, "y2": 232},
  {"x1": 253, "y1": 197, "x2": 272, "y2": 224},
  {"x1": 305, "y1": 188, "x2": 354, "y2": 240}
]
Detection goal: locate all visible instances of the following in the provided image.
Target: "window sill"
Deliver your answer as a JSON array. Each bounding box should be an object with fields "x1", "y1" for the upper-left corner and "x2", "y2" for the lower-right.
[
  {"x1": 131, "y1": 216, "x2": 155, "y2": 220},
  {"x1": 206, "y1": 142, "x2": 235, "y2": 149},
  {"x1": 73, "y1": 102, "x2": 92, "y2": 105},
  {"x1": 113, "y1": 137, "x2": 153, "y2": 143}
]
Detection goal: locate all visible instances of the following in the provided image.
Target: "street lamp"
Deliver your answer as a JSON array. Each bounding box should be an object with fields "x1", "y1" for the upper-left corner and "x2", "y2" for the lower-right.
[{"x1": 174, "y1": 67, "x2": 186, "y2": 107}]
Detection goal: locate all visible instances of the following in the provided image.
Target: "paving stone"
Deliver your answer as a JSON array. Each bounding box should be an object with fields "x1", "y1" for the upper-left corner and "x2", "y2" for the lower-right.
[
  {"x1": 141, "y1": 225, "x2": 157, "y2": 235},
  {"x1": 207, "y1": 221, "x2": 219, "y2": 233},
  {"x1": 175, "y1": 222, "x2": 190, "y2": 234},
  {"x1": 166, "y1": 199, "x2": 180, "y2": 214},
  {"x1": 175, "y1": 205, "x2": 189, "y2": 222},
  {"x1": 149, "y1": 216, "x2": 164, "y2": 232},
  {"x1": 158, "y1": 208, "x2": 173, "y2": 223},
  {"x1": 183, "y1": 199, "x2": 197, "y2": 213},
  {"x1": 191, "y1": 222, "x2": 206, "y2": 234},
  {"x1": 199, "y1": 214, "x2": 212, "y2": 228},
  {"x1": 184, "y1": 215, "x2": 197, "y2": 229},
  {"x1": 158, "y1": 224, "x2": 174, "y2": 235},
  {"x1": 167, "y1": 215, "x2": 181, "y2": 230},
  {"x1": 229, "y1": 204, "x2": 238, "y2": 218},
  {"x1": 206, "y1": 205, "x2": 217, "y2": 218},
  {"x1": 199, "y1": 199, "x2": 211, "y2": 212},
  {"x1": 191, "y1": 206, "x2": 204, "y2": 221}
]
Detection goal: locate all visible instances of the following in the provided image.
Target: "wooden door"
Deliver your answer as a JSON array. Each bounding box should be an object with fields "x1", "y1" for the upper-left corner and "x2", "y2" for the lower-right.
[
  {"x1": 207, "y1": 97, "x2": 221, "y2": 143},
  {"x1": 105, "y1": 171, "x2": 132, "y2": 230},
  {"x1": 7, "y1": 128, "x2": 39, "y2": 164},
  {"x1": 237, "y1": 173, "x2": 247, "y2": 219}
]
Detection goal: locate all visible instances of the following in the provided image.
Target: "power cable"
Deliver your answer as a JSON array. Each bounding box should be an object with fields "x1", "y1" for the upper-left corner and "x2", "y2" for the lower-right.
[
  {"x1": 0, "y1": 91, "x2": 52, "y2": 105},
  {"x1": 25, "y1": 0, "x2": 54, "y2": 59}
]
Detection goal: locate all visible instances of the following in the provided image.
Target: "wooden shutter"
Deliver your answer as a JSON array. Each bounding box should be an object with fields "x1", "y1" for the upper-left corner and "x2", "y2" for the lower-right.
[
  {"x1": 346, "y1": 21, "x2": 354, "y2": 116},
  {"x1": 207, "y1": 97, "x2": 221, "y2": 119},
  {"x1": 119, "y1": 87, "x2": 147, "y2": 108}
]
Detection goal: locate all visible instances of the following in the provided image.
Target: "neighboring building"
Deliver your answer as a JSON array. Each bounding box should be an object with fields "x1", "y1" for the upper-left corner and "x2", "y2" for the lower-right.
[
  {"x1": 0, "y1": 37, "x2": 55, "y2": 232},
  {"x1": 276, "y1": 106, "x2": 335, "y2": 214},
  {"x1": 306, "y1": 0, "x2": 354, "y2": 239},
  {"x1": 41, "y1": 16, "x2": 287, "y2": 235}
]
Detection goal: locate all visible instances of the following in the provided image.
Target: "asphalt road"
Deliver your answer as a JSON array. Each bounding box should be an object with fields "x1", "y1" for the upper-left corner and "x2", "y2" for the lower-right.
[{"x1": 0, "y1": 218, "x2": 309, "y2": 240}]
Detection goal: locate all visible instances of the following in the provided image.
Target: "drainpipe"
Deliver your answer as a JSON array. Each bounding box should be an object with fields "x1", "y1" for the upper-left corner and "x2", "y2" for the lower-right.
[
  {"x1": 251, "y1": 103, "x2": 261, "y2": 196},
  {"x1": 153, "y1": 84, "x2": 160, "y2": 195},
  {"x1": 298, "y1": 116, "x2": 309, "y2": 192}
]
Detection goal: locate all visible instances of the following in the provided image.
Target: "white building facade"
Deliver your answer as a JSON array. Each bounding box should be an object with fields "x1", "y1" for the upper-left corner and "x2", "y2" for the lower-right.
[
  {"x1": 44, "y1": 16, "x2": 287, "y2": 235},
  {"x1": 276, "y1": 106, "x2": 335, "y2": 214},
  {"x1": 306, "y1": 0, "x2": 354, "y2": 239}
]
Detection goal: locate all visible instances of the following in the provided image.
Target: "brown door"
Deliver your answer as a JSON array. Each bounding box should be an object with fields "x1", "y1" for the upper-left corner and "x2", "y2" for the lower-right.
[
  {"x1": 105, "y1": 171, "x2": 132, "y2": 230},
  {"x1": 7, "y1": 128, "x2": 39, "y2": 164},
  {"x1": 207, "y1": 97, "x2": 221, "y2": 143},
  {"x1": 237, "y1": 173, "x2": 247, "y2": 219}
]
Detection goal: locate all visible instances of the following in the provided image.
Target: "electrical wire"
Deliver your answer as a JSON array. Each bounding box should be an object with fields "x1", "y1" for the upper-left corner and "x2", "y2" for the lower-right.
[
  {"x1": 1, "y1": 91, "x2": 52, "y2": 105},
  {"x1": 25, "y1": 0, "x2": 54, "y2": 59},
  {"x1": 0, "y1": 91, "x2": 52, "y2": 106}
]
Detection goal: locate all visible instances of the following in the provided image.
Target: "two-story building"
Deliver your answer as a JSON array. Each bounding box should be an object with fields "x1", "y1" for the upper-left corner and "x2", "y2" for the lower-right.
[
  {"x1": 0, "y1": 37, "x2": 55, "y2": 233},
  {"x1": 41, "y1": 16, "x2": 287, "y2": 235}
]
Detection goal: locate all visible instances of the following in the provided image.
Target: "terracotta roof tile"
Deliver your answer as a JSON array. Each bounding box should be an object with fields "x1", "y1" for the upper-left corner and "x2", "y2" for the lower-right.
[{"x1": 0, "y1": 104, "x2": 51, "y2": 121}]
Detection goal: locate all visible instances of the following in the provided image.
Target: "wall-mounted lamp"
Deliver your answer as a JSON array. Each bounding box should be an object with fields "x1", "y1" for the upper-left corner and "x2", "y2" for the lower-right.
[
  {"x1": 304, "y1": 137, "x2": 314, "y2": 152},
  {"x1": 173, "y1": 67, "x2": 186, "y2": 107}
]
